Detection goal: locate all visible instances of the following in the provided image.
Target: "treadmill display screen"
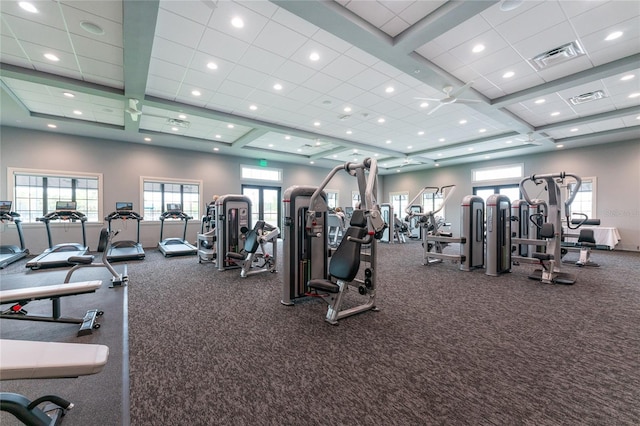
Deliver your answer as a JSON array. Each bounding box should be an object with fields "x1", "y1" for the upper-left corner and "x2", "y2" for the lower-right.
[
  {"x1": 116, "y1": 202, "x2": 133, "y2": 212},
  {"x1": 0, "y1": 201, "x2": 11, "y2": 212},
  {"x1": 56, "y1": 201, "x2": 76, "y2": 211},
  {"x1": 167, "y1": 203, "x2": 182, "y2": 213}
]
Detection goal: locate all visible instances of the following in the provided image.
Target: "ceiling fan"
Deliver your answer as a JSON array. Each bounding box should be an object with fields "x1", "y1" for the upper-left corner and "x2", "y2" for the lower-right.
[
  {"x1": 125, "y1": 99, "x2": 190, "y2": 127},
  {"x1": 415, "y1": 81, "x2": 481, "y2": 115},
  {"x1": 516, "y1": 132, "x2": 553, "y2": 146}
]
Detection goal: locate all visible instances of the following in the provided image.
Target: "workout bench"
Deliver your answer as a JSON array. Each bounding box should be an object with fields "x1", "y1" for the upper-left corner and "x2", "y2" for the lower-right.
[
  {"x1": 0, "y1": 281, "x2": 104, "y2": 336},
  {"x1": 1, "y1": 339, "x2": 109, "y2": 426}
]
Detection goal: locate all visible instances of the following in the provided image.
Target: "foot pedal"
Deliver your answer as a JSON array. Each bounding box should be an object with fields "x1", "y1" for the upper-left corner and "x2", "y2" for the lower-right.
[{"x1": 77, "y1": 309, "x2": 100, "y2": 336}]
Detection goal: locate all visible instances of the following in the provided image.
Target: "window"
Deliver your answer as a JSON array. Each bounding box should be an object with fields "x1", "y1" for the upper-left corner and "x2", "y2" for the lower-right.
[
  {"x1": 141, "y1": 177, "x2": 201, "y2": 221},
  {"x1": 472, "y1": 163, "x2": 523, "y2": 183},
  {"x1": 325, "y1": 190, "x2": 338, "y2": 209},
  {"x1": 390, "y1": 192, "x2": 408, "y2": 217},
  {"x1": 566, "y1": 177, "x2": 596, "y2": 220},
  {"x1": 9, "y1": 168, "x2": 102, "y2": 222},
  {"x1": 351, "y1": 191, "x2": 361, "y2": 209},
  {"x1": 422, "y1": 190, "x2": 444, "y2": 216},
  {"x1": 241, "y1": 165, "x2": 282, "y2": 182}
]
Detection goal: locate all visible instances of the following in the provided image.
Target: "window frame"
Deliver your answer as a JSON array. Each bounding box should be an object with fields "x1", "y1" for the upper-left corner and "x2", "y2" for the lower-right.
[
  {"x1": 564, "y1": 176, "x2": 597, "y2": 220},
  {"x1": 389, "y1": 191, "x2": 409, "y2": 217},
  {"x1": 472, "y1": 163, "x2": 524, "y2": 185},
  {"x1": 140, "y1": 176, "x2": 203, "y2": 222},
  {"x1": 8, "y1": 167, "x2": 103, "y2": 223},
  {"x1": 240, "y1": 164, "x2": 283, "y2": 183},
  {"x1": 325, "y1": 189, "x2": 339, "y2": 210}
]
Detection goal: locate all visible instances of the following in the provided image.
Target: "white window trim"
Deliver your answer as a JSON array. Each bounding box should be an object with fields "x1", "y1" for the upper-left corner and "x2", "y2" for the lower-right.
[
  {"x1": 240, "y1": 164, "x2": 283, "y2": 183},
  {"x1": 389, "y1": 191, "x2": 409, "y2": 215},
  {"x1": 563, "y1": 175, "x2": 597, "y2": 220},
  {"x1": 8, "y1": 167, "x2": 104, "y2": 223},
  {"x1": 140, "y1": 176, "x2": 203, "y2": 222},
  {"x1": 325, "y1": 188, "x2": 339, "y2": 208}
]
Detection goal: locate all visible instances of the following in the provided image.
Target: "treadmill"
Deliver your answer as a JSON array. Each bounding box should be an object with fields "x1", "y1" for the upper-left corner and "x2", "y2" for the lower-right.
[
  {"x1": 0, "y1": 201, "x2": 29, "y2": 268},
  {"x1": 158, "y1": 203, "x2": 197, "y2": 257},
  {"x1": 103, "y1": 202, "x2": 145, "y2": 261},
  {"x1": 25, "y1": 201, "x2": 89, "y2": 270}
]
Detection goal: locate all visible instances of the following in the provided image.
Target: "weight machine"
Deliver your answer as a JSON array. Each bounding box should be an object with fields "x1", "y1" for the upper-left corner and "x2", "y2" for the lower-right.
[
  {"x1": 282, "y1": 159, "x2": 386, "y2": 325},
  {"x1": 406, "y1": 186, "x2": 485, "y2": 271},
  {"x1": 225, "y1": 220, "x2": 279, "y2": 277},
  {"x1": 516, "y1": 172, "x2": 585, "y2": 284},
  {"x1": 215, "y1": 194, "x2": 251, "y2": 271}
]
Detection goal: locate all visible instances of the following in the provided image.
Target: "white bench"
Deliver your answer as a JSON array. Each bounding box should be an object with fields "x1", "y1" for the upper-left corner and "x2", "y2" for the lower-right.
[{"x1": 0, "y1": 280, "x2": 103, "y2": 336}]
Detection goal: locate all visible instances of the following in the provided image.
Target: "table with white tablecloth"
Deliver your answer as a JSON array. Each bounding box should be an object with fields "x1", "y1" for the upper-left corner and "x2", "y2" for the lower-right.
[{"x1": 563, "y1": 226, "x2": 621, "y2": 250}]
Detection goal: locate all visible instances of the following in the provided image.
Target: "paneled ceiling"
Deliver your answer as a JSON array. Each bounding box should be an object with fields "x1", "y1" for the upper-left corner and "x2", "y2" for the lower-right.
[{"x1": 1, "y1": 0, "x2": 639, "y2": 174}]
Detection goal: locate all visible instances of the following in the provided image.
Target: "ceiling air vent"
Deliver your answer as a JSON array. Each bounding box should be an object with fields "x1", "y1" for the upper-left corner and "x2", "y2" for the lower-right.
[
  {"x1": 569, "y1": 90, "x2": 606, "y2": 105},
  {"x1": 167, "y1": 118, "x2": 190, "y2": 128},
  {"x1": 531, "y1": 41, "x2": 585, "y2": 70}
]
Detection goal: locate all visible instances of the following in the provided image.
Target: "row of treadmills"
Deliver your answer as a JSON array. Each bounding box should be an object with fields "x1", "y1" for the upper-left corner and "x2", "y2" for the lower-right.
[{"x1": 1, "y1": 201, "x2": 197, "y2": 270}]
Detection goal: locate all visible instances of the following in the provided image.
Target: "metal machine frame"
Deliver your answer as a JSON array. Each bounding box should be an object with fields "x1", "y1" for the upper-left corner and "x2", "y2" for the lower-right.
[
  {"x1": 0, "y1": 201, "x2": 29, "y2": 269},
  {"x1": 158, "y1": 203, "x2": 197, "y2": 257}
]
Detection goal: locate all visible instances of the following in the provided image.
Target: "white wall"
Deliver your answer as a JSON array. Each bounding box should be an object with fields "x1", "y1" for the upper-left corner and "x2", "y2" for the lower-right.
[
  {"x1": 0, "y1": 127, "x2": 364, "y2": 253},
  {"x1": 381, "y1": 139, "x2": 640, "y2": 252}
]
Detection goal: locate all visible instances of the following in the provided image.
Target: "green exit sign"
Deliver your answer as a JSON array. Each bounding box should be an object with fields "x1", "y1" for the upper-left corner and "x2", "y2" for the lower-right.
[{"x1": 259, "y1": 159, "x2": 268, "y2": 167}]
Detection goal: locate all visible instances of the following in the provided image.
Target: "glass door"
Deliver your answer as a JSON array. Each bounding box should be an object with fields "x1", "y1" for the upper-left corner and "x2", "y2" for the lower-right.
[{"x1": 242, "y1": 185, "x2": 281, "y2": 229}]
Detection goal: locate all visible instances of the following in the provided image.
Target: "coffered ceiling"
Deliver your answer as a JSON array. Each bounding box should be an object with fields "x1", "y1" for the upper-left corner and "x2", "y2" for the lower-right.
[{"x1": 1, "y1": 0, "x2": 639, "y2": 174}]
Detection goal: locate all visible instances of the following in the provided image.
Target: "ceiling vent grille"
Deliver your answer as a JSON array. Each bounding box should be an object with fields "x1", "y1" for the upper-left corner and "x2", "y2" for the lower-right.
[
  {"x1": 569, "y1": 90, "x2": 606, "y2": 105},
  {"x1": 167, "y1": 118, "x2": 190, "y2": 128},
  {"x1": 531, "y1": 41, "x2": 585, "y2": 70}
]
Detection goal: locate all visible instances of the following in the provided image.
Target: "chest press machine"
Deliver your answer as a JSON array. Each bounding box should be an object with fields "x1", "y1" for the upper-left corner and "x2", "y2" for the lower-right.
[
  {"x1": 225, "y1": 220, "x2": 279, "y2": 277},
  {"x1": 283, "y1": 158, "x2": 386, "y2": 325}
]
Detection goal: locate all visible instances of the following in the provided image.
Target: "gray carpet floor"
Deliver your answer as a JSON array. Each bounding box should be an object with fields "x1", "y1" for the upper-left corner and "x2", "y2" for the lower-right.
[{"x1": 2, "y1": 240, "x2": 639, "y2": 425}]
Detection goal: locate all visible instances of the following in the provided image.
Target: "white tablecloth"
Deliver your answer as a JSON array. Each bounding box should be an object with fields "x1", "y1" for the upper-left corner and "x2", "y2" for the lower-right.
[{"x1": 563, "y1": 226, "x2": 621, "y2": 249}]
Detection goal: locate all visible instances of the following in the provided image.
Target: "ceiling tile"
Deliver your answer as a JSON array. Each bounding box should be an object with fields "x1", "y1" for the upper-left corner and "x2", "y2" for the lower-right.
[
  {"x1": 155, "y1": 7, "x2": 206, "y2": 48},
  {"x1": 208, "y1": 1, "x2": 269, "y2": 45},
  {"x1": 159, "y1": 0, "x2": 215, "y2": 25},
  {"x1": 494, "y1": 1, "x2": 567, "y2": 45},
  {"x1": 252, "y1": 20, "x2": 308, "y2": 58},
  {"x1": 198, "y1": 28, "x2": 249, "y2": 63}
]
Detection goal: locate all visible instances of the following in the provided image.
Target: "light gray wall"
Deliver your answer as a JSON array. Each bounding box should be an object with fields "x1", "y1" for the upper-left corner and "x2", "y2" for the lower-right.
[
  {"x1": 0, "y1": 127, "x2": 362, "y2": 253},
  {"x1": 381, "y1": 139, "x2": 640, "y2": 252}
]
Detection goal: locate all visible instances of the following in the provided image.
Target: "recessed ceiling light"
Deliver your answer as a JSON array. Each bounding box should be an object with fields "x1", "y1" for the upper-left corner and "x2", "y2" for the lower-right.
[
  {"x1": 374, "y1": 153, "x2": 379, "y2": 157},
  {"x1": 353, "y1": 149, "x2": 358, "y2": 153},
  {"x1": 18, "y1": 2, "x2": 38, "y2": 13},
  {"x1": 73, "y1": 110, "x2": 82, "y2": 115},
  {"x1": 385, "y1": 86, "x2": 394, "y2": 94},
  {"x1": 620, "y1": 74, "x2": 635, "y2": 81},
  {"x1": 273, "y1": 83, "x2": 283, "y2": 90},
  {"x1": 346, "y1": 130, "x2": 352, "y2": 134},
  {"x1": 407, "y1": 145, "x2": 413, "y2": 149},
  {"x1": 207, "y1": 62, "x2": 218, "y2": 70},
  {"x1": 80, "y1": 21, "x2": 104, "y2": 35},
  {"x1": 534, "y1": 99, "x2": 546, "y2": 104},
  {"x1": 144, "y1": 137, "x2": 151, "y2": 142},
  {"x1": 313, "y1": 121, "x2": 321, "y2": 126},
  {"x1": 285, "y1": 135, "x2": 291, "y2": 140},
  {"x1": 353, "y1": 158, "x2": 358, "y2": 162},
  {"x1": 386, "y1": 140, "x2": 392, "y2": 144},
  {"x1": 333, "y1": 154, "x2": 337, "y2": 158},
  {"x1": 297, "y1": 148, "x2": 302, "y2": 152},
  {"x1": 227, "y1": 124, "x2": 234, "y2": 128},
  {"x1": 500, "y1": 0, "x2": 524, "y2": 12},
  {"x1": 268, "y1": 144, "x2": 274, "y2": 147},
  {"x1": 629, "y1": 93, "x2": 640, "y2": 98},
  {"x1": 437, "y1": 153, "x2": 442, "y2": 156},
  {"x1": 570, "y1": 128, "x2": 579, "y2": 132},
  {"x1": 472, "y1": 44, "x2": 485, "y2": 53},
  {"x1": 550, "y1": 111, "x2": 560, "y2": 116},
  {"x1": 418, "y1": 131, "x2": 424, "y2": 135},
  {"x1": 505, "y1": 140, "x2": 513, "y2": 144},
  {"x1": 435, "y1": 163, "x2": 440, "y2": 167},
  {"x1": 459, "y1": 119, "x2": 467, "y2": 125},
  {"x1": 439, "y1": 138, "x2": 445, "y2": 142},
  {"x1": 556, "y1": 144, "x2": 564, "y2": 148},
  {"x1": 485, "y1": 155, "x2": 491, "y2": 159},
  {"x1": 231, "y1": 17, "x2": 244, "y2": 28},
  {"x1": 178, "y1": 114, "x2": 187, "y2": 119},
  {"x1": 213, "y1": 147, "x2": 220, "y2": 151},
  {"x1": 215, "y1": 134, "x2": 221, "y2": 138},
  {"x1": 637, "y1": 115, "x2": 640, "y2": 120},
  {"x1": 63, "y1": 92, "x2": 75, "y2": 98},
  {"x1": 479, "y1": 128, "x2": 486, "y2": 133},
  {"x1": 172, "y1": 127, "x2": 179, "y2": 131},
  {"x1": 191, "y1": 90, "x2": 201, "y2": 96},
  {"x1": 377, "y1": 118, "x2": 385, "y2": 123},
  {"x1": 420, "y1": 102, "x2": 429, "y2": 108},
  {"x1": 47, "y1": 124, "x2": 57, "y2": 128},
  {"x1": 502, "y1": 71, "x2": 515, "y2": 78},
  {"x1": 315, "y1": 141, "x2": 321, "y2": 146},
  {"x1": 396, "y1": 170, "x2": 401, "y2": 173},
  {"x1": 344, "y1": 106, "x2": 352, "y2": 113},
  {"x1": 44, "y1": 53, "x2": 60, "y2": 62},
  {"x1": 310, "y1": 161, "x2": 315, "y2": 164},
  {"x1": 605, "y1": 31, "x2": 623, "y2": 41},
  {"x1": 468, "y1": 147, "x2": 474, "y2": 151},
  {"x1": 249, "y1": 105, "x2": 258, "y2": 110},
  {"x1": 309, "y1": 52, "x2": 320, "y2": 61}
]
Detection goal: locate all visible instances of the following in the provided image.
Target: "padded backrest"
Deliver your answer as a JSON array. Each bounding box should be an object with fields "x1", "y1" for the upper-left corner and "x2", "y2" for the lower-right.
[
  {"x1": 329, "y1": 226, "x2": 367, "y2": 281},
  {"x1": 350, "y1": 209, "x2": 367, "y2": 227},
  {"x1": 243, "y1": 221, "x2": 265, "y2": 253},
  {"x1": 540, "y1": 222, "x2": 555, "y2": 239},
  {"x1": 578, "y1": 229, "x2": 596, "y2": 244}
]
